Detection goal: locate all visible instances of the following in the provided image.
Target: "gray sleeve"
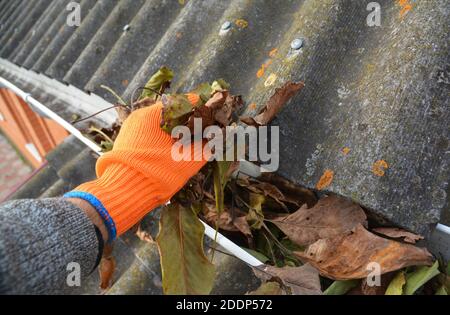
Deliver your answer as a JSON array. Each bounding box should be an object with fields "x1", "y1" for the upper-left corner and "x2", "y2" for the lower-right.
[{"x1": 0, "y1": 198, "x2": 100, "y2": 294}]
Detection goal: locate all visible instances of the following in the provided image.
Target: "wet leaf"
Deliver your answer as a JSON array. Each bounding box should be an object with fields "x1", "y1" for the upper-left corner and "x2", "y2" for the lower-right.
[
  {"x1": 99, "y1": 244, "x2": 115, "y2": 290},
  {"x1": 240, "y1": 81, "x2": 304, "y2": 126},
  {"x1": 372, "y1": 227, "x2": 424, "y2": 244},
  {"x1": 253, "y1": 263, "x2": 322, "y2": 295},
  {"x1": 324, "y1": 280, "x2": 359, "y2": 295},
  {"x1": 403, "y1": 261, "x2": 440, "y2": 295},
  {"x1": 160, "y1": 94, "x2": 193, "y2": 134},
  {"x1": 247, "y1": 282, "x2": 283, "y2": 295},
  {"x1": 385, "y1": 271, "x2": 406, "y2": 295},
  {"x1": 156, "y1": 203, "x2": 215, "y2": 294},
  {"x1": 270, "y1": 195, "x2": 367, "y2": 246},
  {"x1": 295, "y1": 224, "x2": 434, "y2": 280},
  {"x1": 140, "y1": 66, "x2": 174, "y2": 100}
]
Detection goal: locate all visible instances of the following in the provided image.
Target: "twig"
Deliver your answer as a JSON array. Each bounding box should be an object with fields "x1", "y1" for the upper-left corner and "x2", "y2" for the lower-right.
[
  {"x1": 71, "y1": 104, "x2": 127, "y2": 124},
  {"x1": 100, "y1": 85, "x2": 127, "y2": 106}
]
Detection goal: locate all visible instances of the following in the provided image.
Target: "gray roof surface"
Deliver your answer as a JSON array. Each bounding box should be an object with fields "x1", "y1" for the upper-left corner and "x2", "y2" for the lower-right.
[{"x1": 0, "y1": 1, "x2": 448, "y2": 237}]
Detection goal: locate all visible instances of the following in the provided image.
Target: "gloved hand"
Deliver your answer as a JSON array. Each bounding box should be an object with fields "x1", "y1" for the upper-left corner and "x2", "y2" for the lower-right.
[{"x1": 65, "y1": 95, "x2": 206, "y2": 240}]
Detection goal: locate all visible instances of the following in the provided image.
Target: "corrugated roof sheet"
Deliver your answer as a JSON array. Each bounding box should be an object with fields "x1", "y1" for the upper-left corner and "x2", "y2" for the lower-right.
[{"x1": 0, "y1": 0, "x2": 448, "y2": 238}]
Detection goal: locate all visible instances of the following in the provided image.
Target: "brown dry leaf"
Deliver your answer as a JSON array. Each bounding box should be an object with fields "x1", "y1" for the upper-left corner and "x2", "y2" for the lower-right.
[
  {"x1": 359, "y1": 272, "x2": 396, "y2": 295},
  {"x1": 247, "y1": 282, "x2": 283, "y2": 295},
  {"x1": 294, "y1": 224, "x2": 434, "y2": 280},
  {"x1": 270, "y1": 195, "x2": 367, "y2": 246},
  {"x1": 372, "y1": 227, "x2": 424, "y2": 244},
  {"x1": 253, "y1": 263, "x2": 322, "y2": 295},
  {"x1": 214, "y1": 94, "x2": 243, "y2": 126},
  {"x1": 99, "y1": 244, "x2": 115, "y2": 290},
  {"x1": 205, "y1": 91, "x2": 227, "y2": 110},
  {"x1": 203, "y1": 203, "x2": 252, "y2": 238},
  {"x1": 240, "y1": 81, "x2": 304, "y2": 126},
  {"x1": 258, "y1": 172, "x2": 317, "y2": 207}
]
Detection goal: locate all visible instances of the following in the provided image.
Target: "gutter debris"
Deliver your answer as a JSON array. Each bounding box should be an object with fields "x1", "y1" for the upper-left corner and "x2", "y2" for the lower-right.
[{"x1": 78, "y1": 67, "x2": 449, "y2": 295}]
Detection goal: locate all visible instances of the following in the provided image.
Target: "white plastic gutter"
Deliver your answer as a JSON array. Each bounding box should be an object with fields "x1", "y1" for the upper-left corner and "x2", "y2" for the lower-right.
[{"x1": 0, "y1": 76, "x2": 263, "y2": 267}]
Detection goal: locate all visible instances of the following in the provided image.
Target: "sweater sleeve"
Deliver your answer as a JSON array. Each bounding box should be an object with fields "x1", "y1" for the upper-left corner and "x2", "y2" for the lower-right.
[{"x1": 0, "y1": 198, "x2": 100, "y2": 294}]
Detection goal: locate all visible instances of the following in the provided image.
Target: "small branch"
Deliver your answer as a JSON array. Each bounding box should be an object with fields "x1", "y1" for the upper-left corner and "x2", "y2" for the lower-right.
[
  {"x1": 100, "y1": 85, "x2": 127, "y2": 106},
  {"x1": 71, "y1": 104, "x2": 126, "y2": 124}
]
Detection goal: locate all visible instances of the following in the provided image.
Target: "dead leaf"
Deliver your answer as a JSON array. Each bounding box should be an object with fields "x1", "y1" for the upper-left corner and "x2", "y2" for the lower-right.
[
  {"x1": 99, "y1": 244, "x2": 115, "y2": 290},
  {"x1": 294, "y1": 224, "x2": 434, "y2": 280},
  {"x1": 270, "y1": 195, "x2": 367, "y2": 246},
  {"x1": 372, "y1": 227, "x2": 424, "y2": 244},
  {"x1": 360, "y1": 272, "x2": 396, "y2": 295},
  {"x1": 247, "y1": 282, "x2": 283, "y2": 295},
  {"x1": 253, "y1": 263, "x2": 322, "y2": 295},
  {"x1": 203, "y1": 202, "x2": 251, "y2": 238},
  {"x1": 258, "y1": 172, "x2": 317, "y2": 207},
  {"x1": 240, "y1": 81, "x2": 304, "y2": 126}
]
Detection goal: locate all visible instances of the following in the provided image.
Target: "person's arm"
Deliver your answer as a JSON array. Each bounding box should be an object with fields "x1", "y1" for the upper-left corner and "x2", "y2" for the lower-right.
[
  {"x1": 0, "y1": 99, "x2": 205, "y2": 294},
  {"x1": 0, "y1": 198, "x2": 102, "y2": 294}
]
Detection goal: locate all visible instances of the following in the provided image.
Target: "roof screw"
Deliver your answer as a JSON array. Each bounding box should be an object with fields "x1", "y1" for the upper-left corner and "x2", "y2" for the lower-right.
[
  {"x1": 290, "y1": 38, "x2": 303, "y2": 50},
  {"x1": 221, "y1": 21, "x2": 232, "y2": 31},
  {"x1": 123, "y1": 24, "x2": 130, "y2": 32}
]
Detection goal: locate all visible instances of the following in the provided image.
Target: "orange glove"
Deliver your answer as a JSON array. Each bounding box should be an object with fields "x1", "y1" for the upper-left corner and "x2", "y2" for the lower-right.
[{"x1": 65, "y1": 95, "x2": 206, "y2": 240}]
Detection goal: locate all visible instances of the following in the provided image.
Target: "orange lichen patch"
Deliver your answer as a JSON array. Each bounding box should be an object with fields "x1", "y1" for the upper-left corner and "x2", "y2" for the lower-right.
[
  {"x1": 235, "y1": 19, "x2": 249, "y2": 29},
  {"x1": 372, "y1": 159, "x2": 389, "y2": 177},
  {"x1": 342, "y1": 147, "x2": 351, "y2": 155},
  {"x1": 316, "y1": 169, "x2": 334, "y2": 190},
  {"x1": 256, "y1": 67, "x2": 265, "y2": 78},
  {"x1": 399, "y1": 4, "x2": 412, "y2": 17},
  {"x1": 269, "y1": 48, "x2": 278, "y2": 58},
  {"x1": 397, "y1": 0, "x2": 412, "y2": 18},
  {"x1": 249, "y1": 103, "x2": 257, "y2": 110},
  {"x1": 256, "y1": 60, "x2": 273, "y2": 78}
]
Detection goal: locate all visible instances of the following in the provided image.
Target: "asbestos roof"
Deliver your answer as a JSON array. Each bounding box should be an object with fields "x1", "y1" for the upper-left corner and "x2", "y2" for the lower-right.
[{"x1": 0, "y1": 0, "x2": 448, "y2": 243}]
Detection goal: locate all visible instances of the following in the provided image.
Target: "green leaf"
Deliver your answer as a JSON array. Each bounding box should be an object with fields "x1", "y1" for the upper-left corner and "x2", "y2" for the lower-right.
[
  {"x1": 435, "y1": 285, "x2": 448, "y2": 295},
  {"x1": 160, "y1": 94, "x2": 193, "y2": 134},
  {"x1": 191, "y1": 82, "x2": 213, "y2": 103},
  {"x1": 211, "y1": 79, "x2": 230, "y2": 92},
  {"x1": 140, "y1": 66, "x2": 174, "y2": 100},
  {"x1": 403, "y1": 261, "x2": 440, "y2": 295},
  {"x1": 385, "y1": 271, "x2": 406, "y2": 295},
  {"x1": 242, "y1": 247, "x2": 270, "y2": 263},
  {"x1": 100, "y1": 140, "x2": 114, "y2": 152},
  {"x1": 156, "y1": 203, "x2": 216, "y2": 295},
  {"x1": 324, "y1": 280, "x2": 359, "y2": 295}
]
